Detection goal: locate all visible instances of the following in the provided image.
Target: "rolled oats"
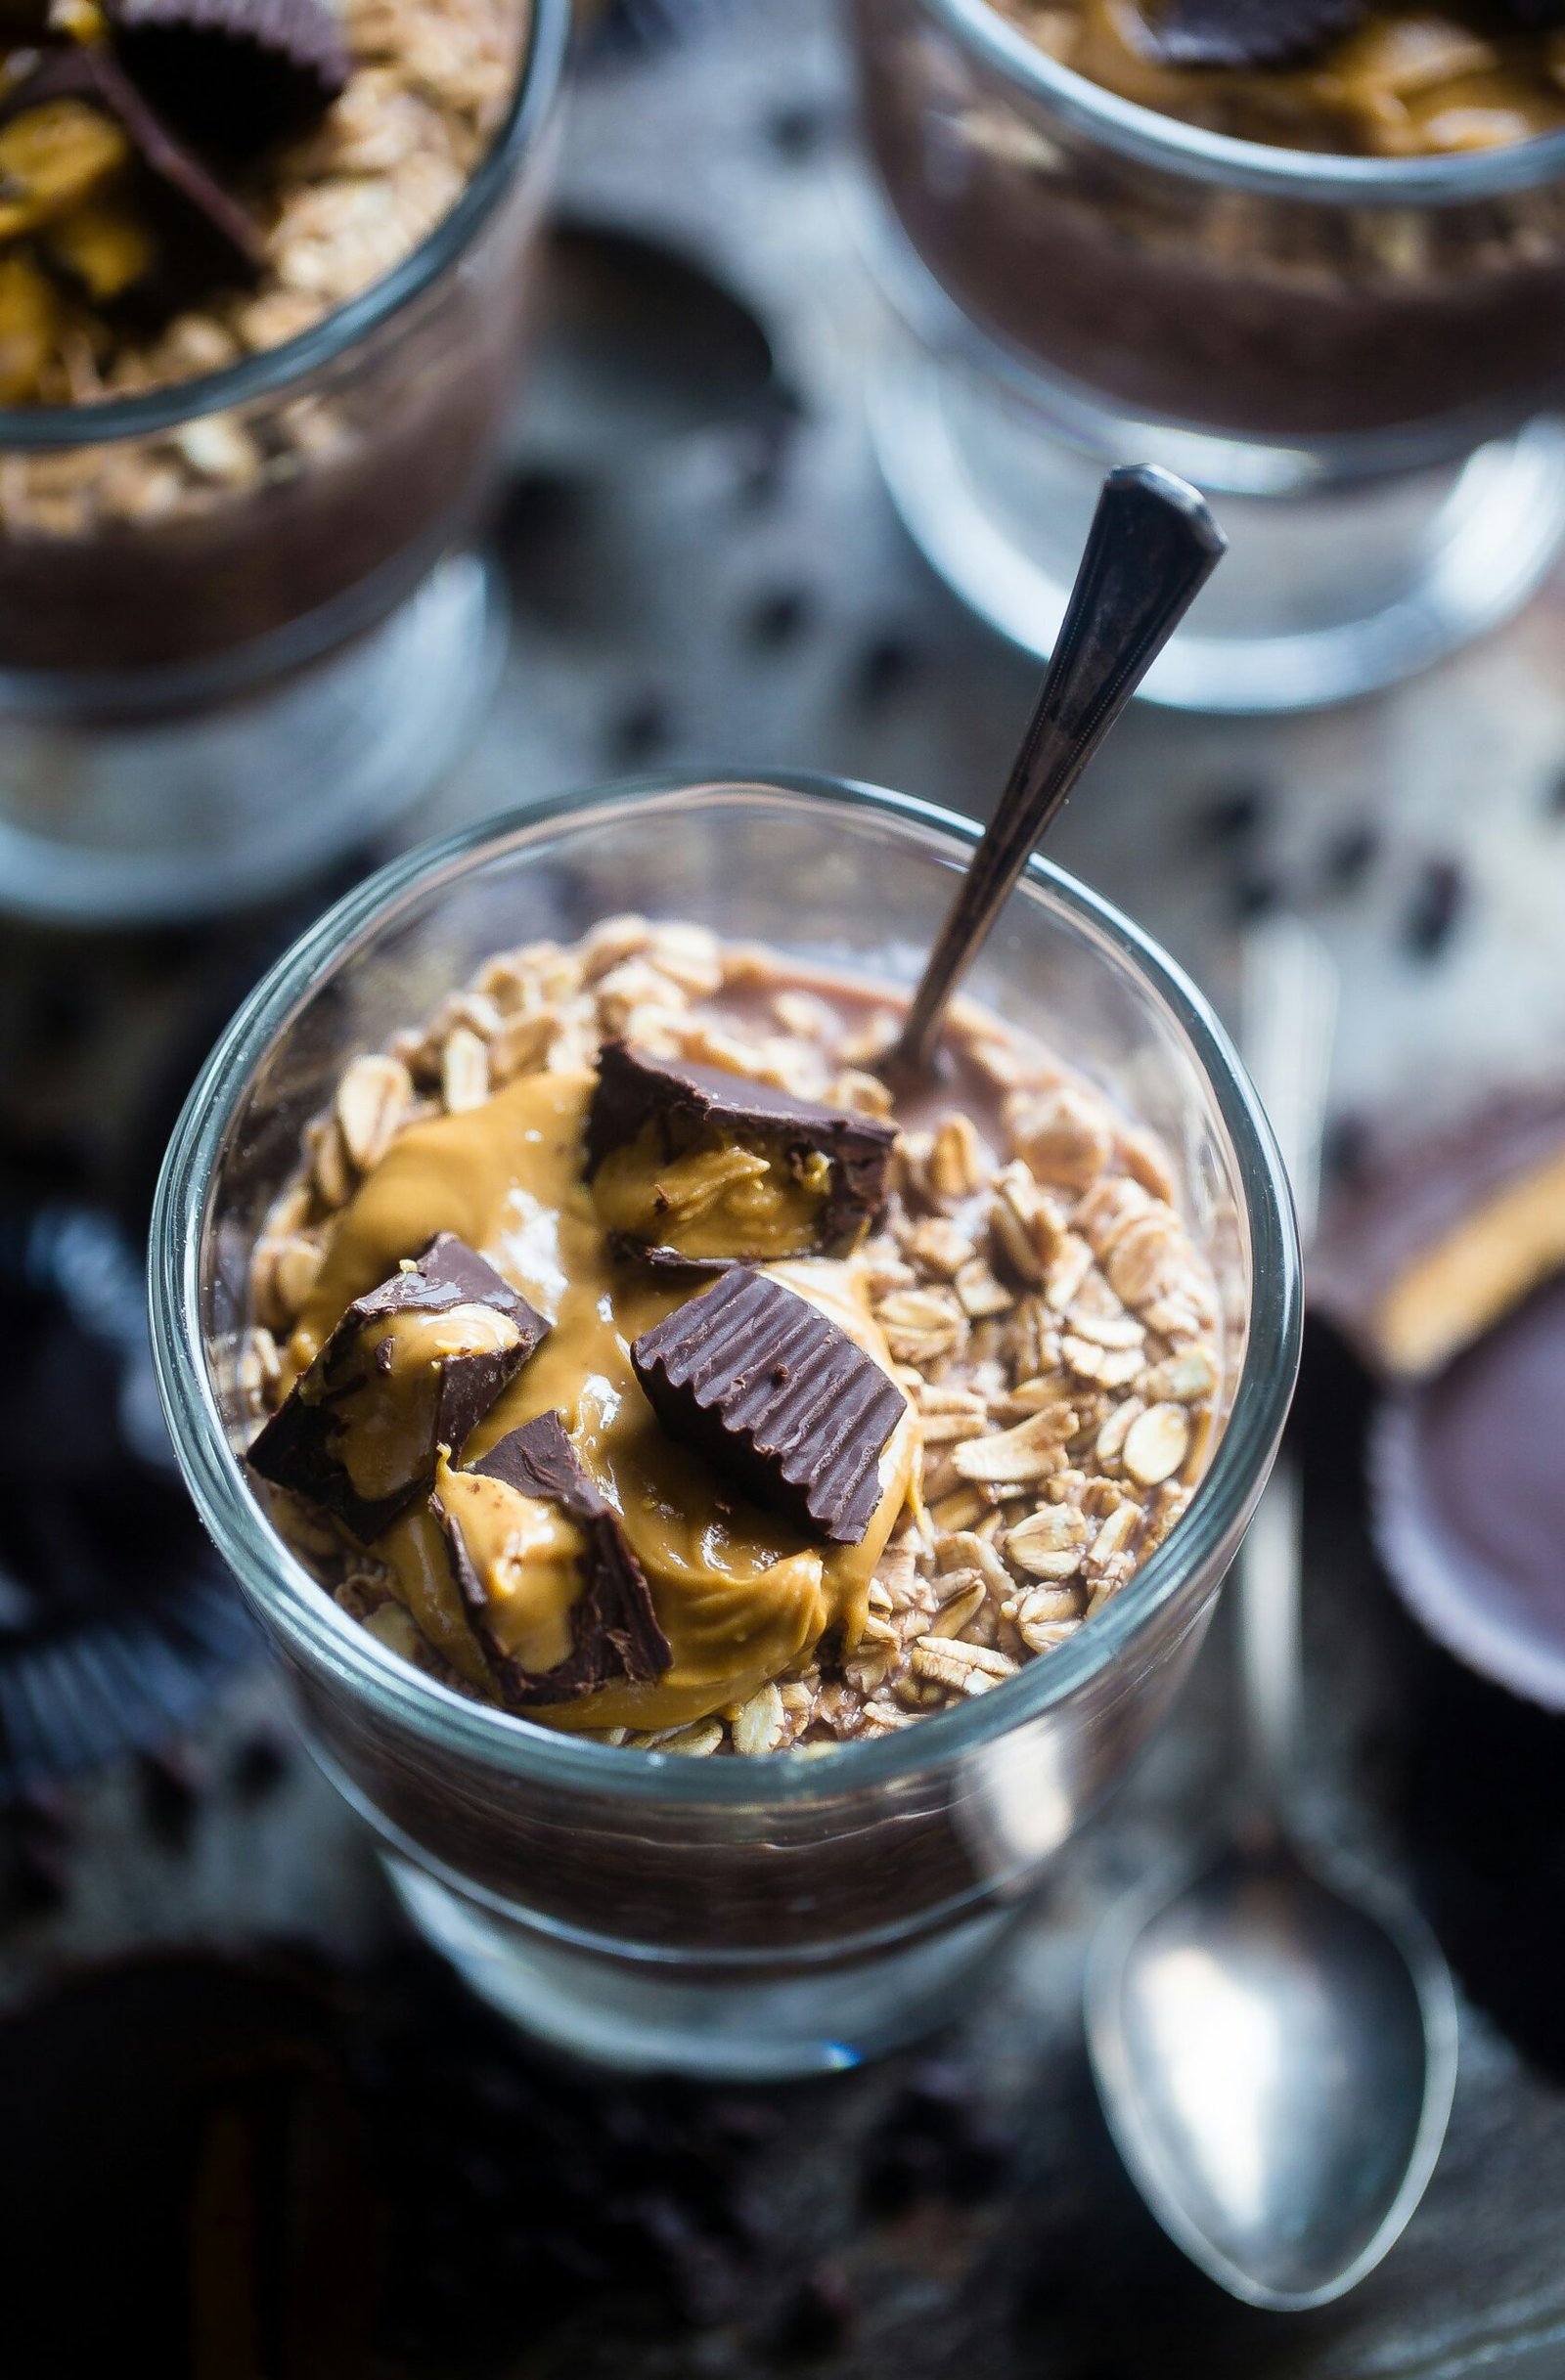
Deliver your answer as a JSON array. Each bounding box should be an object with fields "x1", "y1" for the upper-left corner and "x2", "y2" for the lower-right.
[{"x1": 248, "y1": 913, "x2": 1224, "y2": 1749}]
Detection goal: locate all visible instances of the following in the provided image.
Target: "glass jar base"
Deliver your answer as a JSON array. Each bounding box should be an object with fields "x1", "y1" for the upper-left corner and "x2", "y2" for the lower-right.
[
  {"x1": 384, "y1": 1853, "x2": 1017, "y2": 2080},
  {"x1": 869, "y1": 331, "x2": 1565, "y2": 713},
  {"x1": 0, "y1": 551, "x2": 506, "y2": 926}
]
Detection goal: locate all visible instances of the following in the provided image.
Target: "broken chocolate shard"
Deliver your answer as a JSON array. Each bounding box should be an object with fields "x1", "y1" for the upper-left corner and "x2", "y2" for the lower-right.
[
  {"x1": 1147, "y1": 0, "x2": 1364, "y2": 69},
  {"x1": 437, "y1": 1413, "x2": 672, "y2": 1707},
  {"x1": 587, "y1": 1039, "x2": 895, "y2": 1262},
  {"x1": 0, "y1": 47, "x2": 265, "y2": 276},
  {"x1": 631, "y1": 1269, "x2": 906, "y2": 1546},
  {"x1": 247, "y1": 1233, "x2": 550, "y2": 1544},
  {"x1": 109, "y1": 0, "x2": 350, "y2": 158}
]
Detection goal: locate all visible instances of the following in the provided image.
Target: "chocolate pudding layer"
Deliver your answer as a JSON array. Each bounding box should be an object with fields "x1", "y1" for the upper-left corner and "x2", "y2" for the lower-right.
[
  {"x1": 240, "y1": 914, "x2": 1224, "y2": 1757},
  {"x1": 0, "y1": 0, "x2": 541, "y2": 676},
  {"x1": 852, "y1": 0, "x2": 1565, "y2": 440}
]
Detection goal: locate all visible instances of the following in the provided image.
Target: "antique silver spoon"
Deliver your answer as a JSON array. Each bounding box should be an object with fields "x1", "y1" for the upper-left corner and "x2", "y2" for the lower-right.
[{"x1": 1085, "y1": 917, "x2": 1458, "y2": 2310}]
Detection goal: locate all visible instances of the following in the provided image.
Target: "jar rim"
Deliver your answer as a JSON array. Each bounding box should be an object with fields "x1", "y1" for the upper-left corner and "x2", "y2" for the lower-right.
[
  {"x1": 150, "y1": 771, "x2": 1302, "y2": 1808},
  {"x1": 920, "y1": 0, "x2": 1565, "y2": 204},
  {"x1": 0, "y1": 0, "x2": 570, "y2": 452}
]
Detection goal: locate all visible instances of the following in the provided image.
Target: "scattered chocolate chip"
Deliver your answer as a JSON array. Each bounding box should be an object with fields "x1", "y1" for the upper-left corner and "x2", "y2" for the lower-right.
[
  {"x1": 1227, "y1": 867, "x2": 1283, "y2": 924},
  {"x1": 109, "y1": 0, "x2": 350, "y2": 158},
  {"x1": 633, "y1": 1270, "x2": 907, "y2": 1546},
  {"x1": 769, "y1": 2263, "x2": 857, "y2": 2358},
  {"x1": 230, "y1": 1724, "x2": 291, "y2": 1800},
  {"x1": 247, "y1": 1234, "x2": 551, "y2": 1544},
  {"x1": 1321, "y1": 821, "x2": 1380, "y2": 893},
  {"x1": 588, "y1": 1039, "x2": 895, "y2": 1263},
  {"x1": 1195, "y1": 782, "x2": 1266, "y2": 846},
  {"x1": 852, "y1": 632, "x2": 918, "y2": 710},
  {"x1": 1320, "y1": 1109, "x2": 1373, "y2": 1188},
  {"x1": 860, "y1": 2061, "x2": 1013, "y2": 2217},
  {"x1": 1402, "y1": 858, "x2": 1466, "y2": 961},
  {"x1": 765, "y1": 98, "x2": 832, "y2": 160},
  {"x1": 137, "y1": 1742, "x2": 206, "y2": 1847},
  {"x1": 436, "y1": 1413, "x2": 672, "y2": 1707},
  {"x1": 1147, "y1": 0, "x2": 1364, "y2": 68},
  {"x1": 606, "y1": 688, "x2": 673, "y2": 767},
  {"x1": 743, "y1": 585, "x2": 813, "y2": 649}
]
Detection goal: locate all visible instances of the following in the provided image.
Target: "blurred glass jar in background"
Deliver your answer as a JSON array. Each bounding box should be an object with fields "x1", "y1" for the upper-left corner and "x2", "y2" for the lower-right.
[
  {"x1": 0, "y1": 0, "x2": 568, "y2": 925},
  {"x1": 848, "y1": 0, "x2": 1565, "y2": 711}
]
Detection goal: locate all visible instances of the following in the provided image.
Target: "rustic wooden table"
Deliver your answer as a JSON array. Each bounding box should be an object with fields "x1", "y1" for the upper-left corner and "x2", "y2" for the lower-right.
[{"x1": 5, "y1": 6, "x2": 1565, "y2": 2373}]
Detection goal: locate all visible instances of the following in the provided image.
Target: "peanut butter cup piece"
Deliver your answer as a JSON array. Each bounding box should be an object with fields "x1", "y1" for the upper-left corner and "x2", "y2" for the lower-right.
[
  {"x1": 247, "y1": 1233, "x2": 550, "y2": 1544},
  {"x1": 1312, "y1": 1087, "x2": 1565, "y2": 1381},
  {"x1": 0, "y1": 47, "x2": 264, "y2": 276},
  {"x1": 108, "y1": 0, "x2": 350, "y2": 157},
  {"x1": 631, "y1": 1269, "x2": 907, "y2": 1546},
  {"x1": 1147, "y1": 0, "x2": 1364, "y2": 68},
  {"x1": 587, "y1": 1039, "x2": 895, "y2": 1265},
  {"x1": 434, "y1": 1413, "x2": 672, "y2": 1708}
]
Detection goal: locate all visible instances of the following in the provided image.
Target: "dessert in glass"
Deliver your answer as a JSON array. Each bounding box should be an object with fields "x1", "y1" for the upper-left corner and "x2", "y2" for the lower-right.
[
  {"x1": 848, "y1": 0, "x2": 1565, "y2": 709},
  {"x1": 0, "y1": 0, "x2": 567, "y2": 922},
  {"x1": 152, "y1": 772, "x2": 1300, "y2": 2077}
]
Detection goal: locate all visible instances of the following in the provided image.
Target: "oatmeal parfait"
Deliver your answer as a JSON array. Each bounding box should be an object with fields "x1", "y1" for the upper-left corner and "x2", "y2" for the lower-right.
[{"x1": 241, "y1": 913, "x2": 1223, "y2": 1755}]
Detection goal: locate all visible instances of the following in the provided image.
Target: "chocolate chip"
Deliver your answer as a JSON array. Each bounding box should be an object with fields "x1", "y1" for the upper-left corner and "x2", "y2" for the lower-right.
[
  {"x1": 632, "y1": 1269, "x2": 907, "y2": 1546},
  {"x1": 108, "y1": 0, "x2": 349, "y2": 158},
  {"x1": 1402, "y1": 859, "x2": 1466, "y2": 961},
  {"x1": 1147, "y1": 0, "x2": 1364, "y2": 68},
  {"x1": 137, "y1": 1743, "x2": 205, "y2": 1847},
  {"x1": 852, "y1": 632, "x2": 918, "y2": 709},
  {"x1": 1321, "y1": 821, "x2": 1380, "y2": 893},
  {"x1": 769, "y1": 2264, "x2": 857, "y2": 2358},
  {"x1": 743, "y1": 585, "x2": 813, "y2": 649},
  {"x1": 606, "y1": 689, "x2": 673, "y2": 767},
  {"x1": 1195, "y1": 782, "x2": 1266, "y2": 846},
  {"x1": 1227, "y1": 867, "x2": 1283, "y2": 924},
  {"x1": 765, "y1": 99, "x2": 831, "y2": 160},
  {"x1": 230, "y1": 1725, "x2": 291, "y2": 1800}
]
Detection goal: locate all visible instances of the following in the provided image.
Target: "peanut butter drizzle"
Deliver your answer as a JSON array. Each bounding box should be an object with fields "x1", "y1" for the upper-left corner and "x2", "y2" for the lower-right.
[
  {"x1": 1017, "y1": 2, "x2": 1565, "y2": 155},
  {"x1": 291, "y1": 1072, "x2": 917, "y2": 1733},
  {"x1": 329, "y1": 1304, "x2": 523, "y2": 1505}
]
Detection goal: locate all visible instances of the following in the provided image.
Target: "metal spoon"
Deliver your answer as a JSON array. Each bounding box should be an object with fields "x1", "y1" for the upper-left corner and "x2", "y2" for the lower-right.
[
  {"x1": 1086, "y1": 918, "x2": 1458, "y2": 2311},
  {"x1": 885, "y1": 463, "x2": 1225, "y2": 1084}
]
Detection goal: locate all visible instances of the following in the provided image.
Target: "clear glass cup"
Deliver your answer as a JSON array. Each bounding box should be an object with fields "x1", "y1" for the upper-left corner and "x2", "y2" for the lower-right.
[
  {"x1": 150, "y1": 773, "x2": 1301, "y2": 2078},
  {"x1": 847, "y1": 0, "x2": 1565, "y2": 710},
  {"x1": 0, "y1": 0, "x2": 568, "y2": 926}
]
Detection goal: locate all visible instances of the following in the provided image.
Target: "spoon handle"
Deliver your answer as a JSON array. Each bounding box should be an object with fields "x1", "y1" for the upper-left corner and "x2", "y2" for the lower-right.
[
  {"x1": 892, "y1": 464, "x2": 1225, "y2": 1077},
  {"x1": 1238, "y1": 917, "x2": 1339, "y2": 1828}
]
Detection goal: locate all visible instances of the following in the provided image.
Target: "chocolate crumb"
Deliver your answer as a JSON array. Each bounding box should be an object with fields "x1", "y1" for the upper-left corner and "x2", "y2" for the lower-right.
[{"x1": 231, "y1": 1725, "x2": 291, "y2": 1800}]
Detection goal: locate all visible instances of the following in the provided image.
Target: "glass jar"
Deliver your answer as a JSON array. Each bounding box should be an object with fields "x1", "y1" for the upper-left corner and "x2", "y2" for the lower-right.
[
  {"x1": 847, "y1": 0, "x2": 1565, "y2": 710},
  {"x1": 0, "y1": 0, "x2": 568, "y2": 925},
  {"x1": 151, "y1": 774, "x2": 1301, "y2": 2078}
]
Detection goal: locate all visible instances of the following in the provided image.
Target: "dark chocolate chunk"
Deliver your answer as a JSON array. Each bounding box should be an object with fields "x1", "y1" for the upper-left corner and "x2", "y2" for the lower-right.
[
  {"x1": 1147, "y1": 0, "x2": 1364, "y2": 69},
  {"x1": 0, "y1": 47, "x2": 265, "y2": 276},
  {"x1": 437, "y1": 1413, "x2": 671, "y2": 1706},
  {"x1": 247, "y1": 1233, "x2": 550, "y2": 1543},
  {"x1": 631, "y1": 1269, "x2": 906, "y2": 1546},
  {"x1": 109, "y1": 0, "x2": 350, "y2": 157},
  {"x1": 587, "y1": 1039, "x2": 895, "y2": 1261}
]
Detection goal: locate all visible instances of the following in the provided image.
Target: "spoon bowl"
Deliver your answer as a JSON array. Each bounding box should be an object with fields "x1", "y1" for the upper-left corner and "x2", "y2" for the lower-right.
[{"x1": 1088, "y1": 1835, "x2": 1458, "y2": 2310}]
